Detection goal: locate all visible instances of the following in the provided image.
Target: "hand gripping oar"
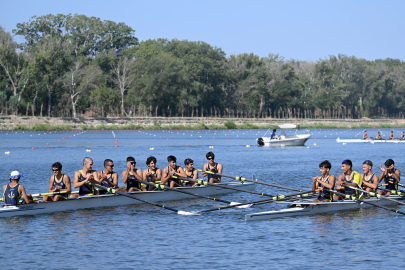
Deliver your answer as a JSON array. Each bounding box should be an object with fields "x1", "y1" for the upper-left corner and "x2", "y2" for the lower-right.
[
  {"x1": 134, "y1": 179, "x2": 251, "y2": 208},
  {"x1": 88, "y1": 182, "x2": 197, "y2": 215},
  {"x1": 1, "y1": 191, "x2": 69, "y2": 201},
  {"x1": 343, "y1": 185, "x2": 405, "y2": 206},
  {"x1": 324, "y1": 188, "x2": 405, "y2": 216},
  {"x1": 198, "y1": 170, "x2": 301, "y2": 192},
  {"x1": 377, "y1": 186, "x2": 404, "y2": 195},
  {"x1": 173, "y1": 175, "x2": 275, "y2": 197},
  {"x1": 198, "y1": 189, "x2": 316, "y2": 213}
]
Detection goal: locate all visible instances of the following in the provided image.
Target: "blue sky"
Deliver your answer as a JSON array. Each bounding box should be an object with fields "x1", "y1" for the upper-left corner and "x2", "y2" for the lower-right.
[{"x1": 2, "y1": 0, "x2": 404, "y2": 61}]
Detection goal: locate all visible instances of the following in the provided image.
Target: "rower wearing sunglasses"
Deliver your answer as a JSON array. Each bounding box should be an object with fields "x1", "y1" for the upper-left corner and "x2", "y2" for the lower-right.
[
  {"x1": 361, "y1": 160, "x2": 378, "y2": 195},
  {"x1": 122, "y1": 156, "x2": 145, "y2": 192},
  {"x1": 42, "y1": 162, "x2": 71, "y2": 202},
  {"x1": 202, "y1": 152, "x2": 223, "y2": 183},
  {"x1": 378, "y1": 159, "x2": 401, "y2": 196},
  {"x1": 334, "y1": 159, "x2": 363, "y2": 201},
  {"x1": 98, "y1": 159, "x2": 126, "y2": 194},
  {"x1": 70, "y1": 157, "x2": 101, "y2": 198}
]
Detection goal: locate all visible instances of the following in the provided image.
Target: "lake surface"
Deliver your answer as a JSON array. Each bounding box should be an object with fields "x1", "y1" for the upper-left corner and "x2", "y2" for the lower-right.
[{"x1": 1, "y1": 127, "x2": 405, "y2": 269}]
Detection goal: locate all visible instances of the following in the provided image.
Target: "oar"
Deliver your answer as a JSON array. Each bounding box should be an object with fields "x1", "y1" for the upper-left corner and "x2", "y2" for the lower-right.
[
  {"x1": 324, "y1": 188, "x2": 405, "y2": 216},
  {"x1": 135, "y1": 179, "x2": 251, "y2": 208},
  {"x1": 198, "y1": 189, "x2": 316, "y2": 213},
  {"x1": 31, "y1": 191, "x2": 69, "y2": 197},
  {"x1": 173, "y1": 175, "x2": 276, "y2": 197},
  {"x1": 377, "y1": 186, "x2": 404, "y2": 195},
  {"x1": 87, "y1": 182, "x2": 197, "y2": 215},
  {"x1": 197, "y1": 170, "x2": 301, "y2": 192},
  {"x1": 343, "y1": 185, "x2": 405, "y2": 206}
]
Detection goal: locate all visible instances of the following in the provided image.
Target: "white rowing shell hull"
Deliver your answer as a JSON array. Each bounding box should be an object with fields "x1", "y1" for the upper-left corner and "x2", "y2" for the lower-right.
[
  {"x1": 336, "y1": 138, "x2": 405, "y2": 143},
  {"x1": 0, "y1": 182, "x2": 255, "y2": 218},
  {"x1": 258, "y1": 134, "x2": 311, "y2": 146},
  {"x1": 245, "y1": 196, "x2": 402, "y2": 221}
]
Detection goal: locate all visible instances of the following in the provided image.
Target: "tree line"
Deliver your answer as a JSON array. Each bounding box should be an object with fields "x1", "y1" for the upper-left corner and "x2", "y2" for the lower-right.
[{"x1": 1, "y1": 14, "x2": 405, "y2": 119}]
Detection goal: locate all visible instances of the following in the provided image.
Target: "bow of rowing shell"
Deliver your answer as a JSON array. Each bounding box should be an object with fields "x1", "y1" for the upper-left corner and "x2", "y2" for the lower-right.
[{"x1": 0, "y1": 182, "x2": 255, "y2": 218}]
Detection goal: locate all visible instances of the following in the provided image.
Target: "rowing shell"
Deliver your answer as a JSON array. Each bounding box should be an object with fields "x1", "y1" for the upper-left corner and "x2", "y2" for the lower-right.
[
  {"x1": 245, "y1": 195, "x2": 403, "y2": 221},
  {"x1": 336, "y1": 138, "x2": 405, "y2": 143},
  {"x1": 0, "y1": 182, "x2": 255, "y2": 218}
]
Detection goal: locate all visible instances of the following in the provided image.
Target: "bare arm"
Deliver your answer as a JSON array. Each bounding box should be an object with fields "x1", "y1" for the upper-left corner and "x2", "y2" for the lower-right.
[
  {"x1": 73, "y1": 171, "x2": 88, "y2": 188},
  {"x1": 217, "y1": 163, "x2": 223, "y2": 174},
  {"x1": 112, "y1": 173, "x2": 119, "y2": 187},
  {"x1": 122, "y1": 170, "x2": 129, "y2": 184},
  {"x1": 393, "y1": 169, "x2": 400, "y2": 182},
  {"x1": 176, "y1": 167, "x2": 188, "y2": 178},
  {"x1": 19, "y1": 185, "x2": 33, "y2": 204},
  {"x1": 135, "y1": 169, "x2": 143, "y2": 181},
  {"x1": 162, "y1": 167, "x2": 171, "y2": 185},
  {"x1": 48, "y1": 176, "x2": 54, "y2": 193},
  {"x1": 202, "y1": 163, "x2": 208, "y2": 177},
  {"x1": 64, "y1": 175, "x2": 72, "y2": 194}
]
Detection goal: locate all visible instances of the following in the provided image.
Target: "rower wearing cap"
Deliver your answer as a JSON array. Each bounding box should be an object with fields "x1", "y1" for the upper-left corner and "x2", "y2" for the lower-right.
[
  {"x1": 162, "y1": 155, "x2": 187, "y2": 188},
  {"x1": 378, "y1": 159, "x2": 400, "y2": 196},
  {"x1": 98, "y1": 159, "x2": 126, "y2": 194},
  {"x1": 184, "y1": 158, "x2": 198, "y2": 187},
  {"x1": 42, "y1": 162, "x2": 71, "y2": 202},
  {"x1": 143, "y1": 156, "x2": 162, "y2": 191},
  {"x1": 123, "y1": 156, "x2": 145, "y2": 192},
  {"x1": 389, "y1": 131, "x2": 397, "y2": 140},
  {"x1": 401, "y1": 132, "x2": 405, "y2": 140},
  {"x1": 334, "y1": 160, "x2": 363, "y2": 200},
  {"x1": 312, "y1": 160, "x2": 335, "y2": 202},
  {"x1": 202, "y1": 151, "x2": 223, "y2": 183},
  {"x1": 70, "y1": 157, "x2": 100, "y2": 198},
  {"x1": 376, "y1": 132, "x2": 385, "y2": 140},
  {"x1": 3, "y1": 171, "x2": 34, "y2": 205},
  {"x1": 363, "y1": 130, "x2": 370, "y2": 140},
  {"x1": 361, "y1": 160, "x2": 378, "y2": 195}
]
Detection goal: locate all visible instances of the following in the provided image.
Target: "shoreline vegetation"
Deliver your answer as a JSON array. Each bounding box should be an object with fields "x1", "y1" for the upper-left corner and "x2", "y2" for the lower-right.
[{"x1": 2, "y1": 117, "x2": 405, "y2": 131}]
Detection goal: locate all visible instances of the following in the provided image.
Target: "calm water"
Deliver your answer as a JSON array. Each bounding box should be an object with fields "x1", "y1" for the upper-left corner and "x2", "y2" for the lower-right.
[{"x1": 1, "y1": 127, "x2": 405, "y2": 269}]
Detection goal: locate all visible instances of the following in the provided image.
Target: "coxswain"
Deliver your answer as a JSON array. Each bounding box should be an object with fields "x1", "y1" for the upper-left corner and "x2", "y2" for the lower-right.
[
  {"x1": 376, "y1": 131, "x2": 384, "y2": 140},
  {"x1": 184, "y1": 158, "x2": 198, "y2": 187},
  {"x1": 202, "y1": 151, "x2": 223, "y2": 183},
  {"x1": 123, "y1": 156, "x2": 145, "y2": 192},
  {"x1": 42, "y1": 162, "x2": 71, "y2": 202},
  {"x1": 312, "y1": 160, "x2": 335, "y2": 202},
  {"x1": 401, "y1": 132, "x2": 405, "y2": 140},
  {"x1": 70, "y1": 157, "x2": 100, "y2": 198},
  {"x1": 3, "y1": 171, "x2": 34, "y2": 205},
  {"x1": 378, "y1": 159, "x2": 400, "y2": 196},
  {"x1": 333, "y1": 160, "x2": 363, "y2": 200},
  {"x1": 361, "y1": 160, "x2": 378, "y2": 195},
  {"x1": 363, "y1": 130, "x2": 370, "y2": 140},
  {"x1": 142, "y1": 156, "x2": 162, "y2": 191},
  {"x1": 389, "y1": 131, "x2": 396, "y2": 140},
  {"x1": 98, "y1": 159, "x2": 126, "y2": 194},
  {"x1": 162, "y1": 155, "x2": 187, "y2": 188}
]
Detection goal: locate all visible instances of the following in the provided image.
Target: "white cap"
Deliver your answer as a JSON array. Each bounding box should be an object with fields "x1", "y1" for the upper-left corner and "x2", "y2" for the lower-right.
[{"x1": 10, "y1": 171, "x2": 23, "y2": 179}]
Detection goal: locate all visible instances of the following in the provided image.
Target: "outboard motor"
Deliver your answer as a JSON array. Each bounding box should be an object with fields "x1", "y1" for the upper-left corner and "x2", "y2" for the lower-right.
[{"x1": 257, "y1": 138, "x2": 264, "y2": 146}]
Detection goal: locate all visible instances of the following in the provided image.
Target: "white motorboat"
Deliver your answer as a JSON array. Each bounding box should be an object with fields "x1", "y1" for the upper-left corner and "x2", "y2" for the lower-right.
[
  {"x1": 336, "y1": 138, "x2": 405, "y2": 143},
  {"x1": 256, "y1": 124, "x2": 311, "y2": 146},
  {"x1": 245, "y1": 195, "x2": 403, "y2": 221},
  {"x1": 0, "y1": 182, "x2": 255, "y2": 218}
]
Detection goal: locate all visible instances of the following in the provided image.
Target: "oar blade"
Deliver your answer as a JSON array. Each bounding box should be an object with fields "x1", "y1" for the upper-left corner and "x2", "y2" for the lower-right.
[
  {"x1": 230, "y1": 202, "x2": 252, "y2": 208},
  {"x1": 177, "y1": 210, "x2": 200, "y2": 216}
]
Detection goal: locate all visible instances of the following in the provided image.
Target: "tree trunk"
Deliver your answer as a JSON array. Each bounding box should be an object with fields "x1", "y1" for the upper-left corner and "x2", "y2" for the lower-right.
[
  {"x1": 121, "y1": 93, "x2": 125, "y2": 116},
  {"x1": 72, "y1": 99, "x2": 77, "y2": 117},
  {"x1": 47, "y1": 85, "x2": 53, "y2": 117},
  {"x1": 40, "y1": 103, "x2": 43, "y2": 117},
  {"x1": 26, "y1": 103, "x2": 29, "y2": 116}
]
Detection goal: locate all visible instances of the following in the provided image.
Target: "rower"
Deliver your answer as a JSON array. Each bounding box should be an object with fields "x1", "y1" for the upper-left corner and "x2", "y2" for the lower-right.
[
  {"x1": 123, "y1": 156, "x2": 145, "y2": 192},
  {"x1": 162, "y1": 155, "x2": 187, "y2": 188},
  {"x1": 70, "y1": 157, "x2": 100, "y2": 198},
  {"x1": 361, "y1": 160, "x2": 378, "y2": 195},
  {"x1": 3, "y1": 171, "x2": 34, "y2": 205},
  {"x1": 142, "y1": 156, "x2": 162, "y2": 191},
  {"x1": 184, "y1": 158, "x2": 198, "y2": 187},
  {"x1": 202, "y1": 151, "x2": 223, "y2": 183},
  {"x1": 98, "y1": 159, "x2": 126, "y2": 194},
  {"x1": 271, "y1": 129, "x2": 277, "y2": 140},
  {"x1": 42, "y1": 162, "x2": 71, "y2": 202},
  {"x1": 378, "y1": 159, "x2": 401, "y2": 196},
  {"x1": 334, "y1": 160, "x2": 363, "y2": 201},
  {"x1": 312, "y1": 160, "x2": 335, "y2": 202},
  {"x1": 376, "y1": 131, "x2": 384, "y2": 140},
  {"x1": 401, "y1": 131, "x2": 405, "y2": 140},
  {"x1": 389, "y1": 131, "x2": 396, "y2": 140},
  {"x1": 363, "y1": 130, "x2": 370, "y2": 140}
]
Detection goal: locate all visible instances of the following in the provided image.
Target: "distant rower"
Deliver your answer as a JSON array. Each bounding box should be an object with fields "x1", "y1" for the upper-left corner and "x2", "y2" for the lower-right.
[
  {"x1": 401, "y1": 132, "x2": 405, "y2": 140},
  {"x1": 389, "y1": 131, "x2": 396, "y2": 140},
  {"x1": 123, "y1": 156, "x2": 144, "y2": 192},
  {"x1": 376, "y1": 131, "x2": 385, "y2": 140},
  {"x1": 162, "y1": 155, "x2": 187, "y2": 188},
  {"x1": 184, "y1": 158, "x2": 198, "y2": 187},
  {"x1": 312, "y1": 160, "x2": 335, "y2": 202},
  {"x1": 3, "y1": 171, "x2": 34, "y2": 205},
  {"x1": 334, "y1": 160, "x2": 363, "y2": 200},
  {"x1": 143, "y1": 156, "x2": 162, "y2": 191},
  {"x1": 361, "y1": 160, "x2": 378, "y2": 195},
  {"x1": 70, "y1": 157, "x2": 100, "y2": 198},
  {"x1": 378, "y1": 159, "x2": 400, "y2": 196},
  {"x1": 363, "y1": 130, "x2": 370, "y2": 140},
  {"x1": 42, "y1": 162, "x2": 71, "y2": 202},
  {"x1": 203, "y1": 151, "x2": 223, "y2": 183}
]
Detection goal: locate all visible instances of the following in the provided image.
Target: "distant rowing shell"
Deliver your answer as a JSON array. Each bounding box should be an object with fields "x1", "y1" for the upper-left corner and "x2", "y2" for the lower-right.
[{"x1": 336, "y1": 138, "x2": 405, "y2": 143}]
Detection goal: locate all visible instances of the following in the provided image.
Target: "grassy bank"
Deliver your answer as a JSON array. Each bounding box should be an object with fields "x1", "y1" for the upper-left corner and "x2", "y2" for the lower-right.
[{"x1": 3, "y1": 121, "x2": 405, "y2": 131}]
